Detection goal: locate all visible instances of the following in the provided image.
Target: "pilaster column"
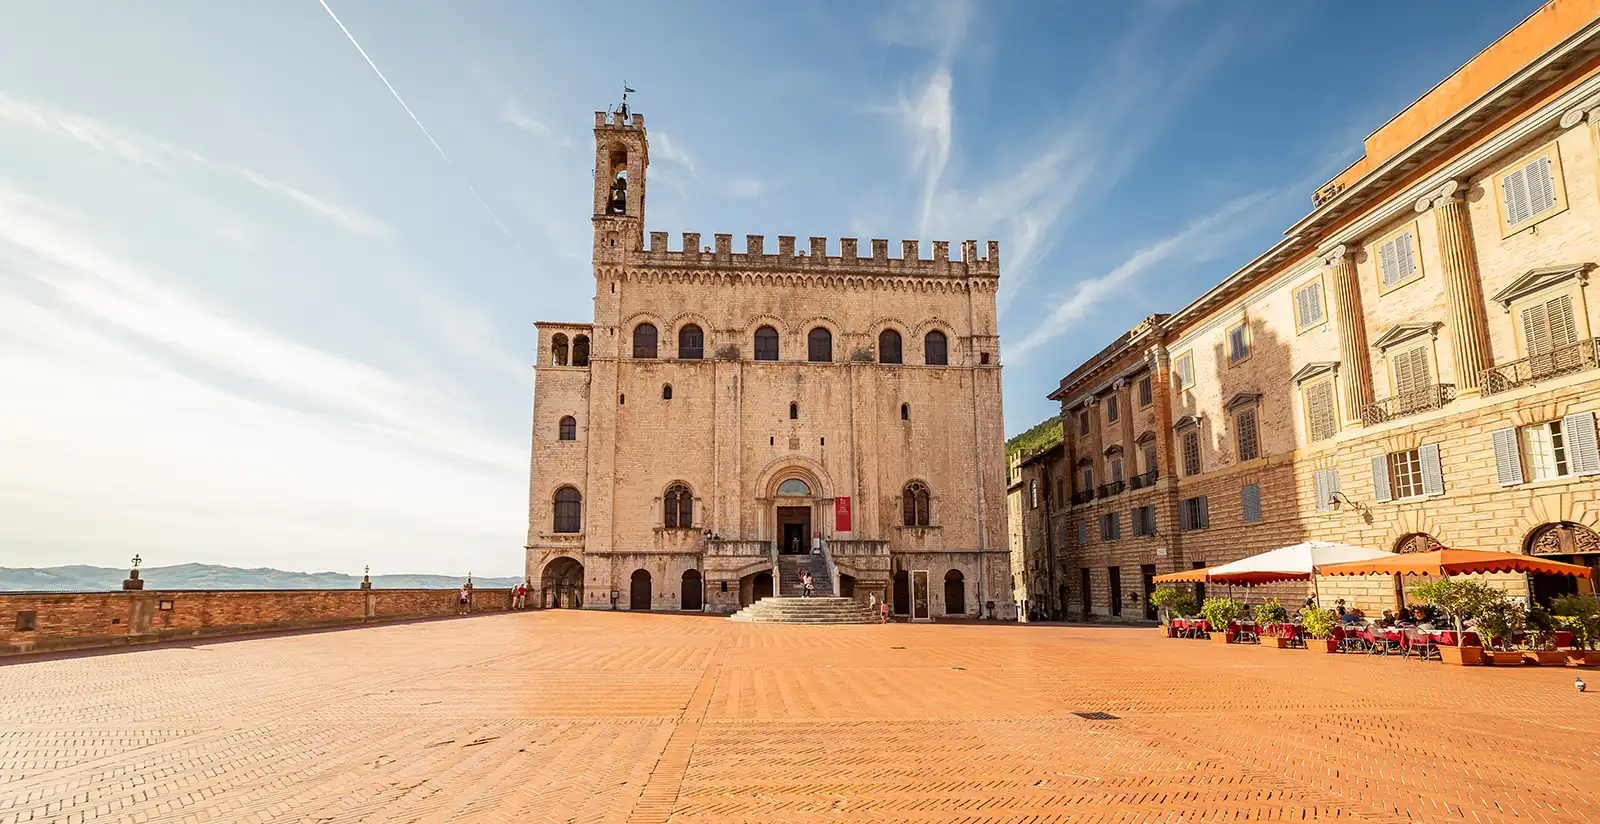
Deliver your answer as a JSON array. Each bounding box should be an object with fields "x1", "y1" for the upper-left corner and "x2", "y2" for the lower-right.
[
  {"x1": 1325, "y1": 245, "x2": 1373, "y2": 425},
  {"x1": 1417, "y1": 181, "x2": 1493, "y2": 395}
]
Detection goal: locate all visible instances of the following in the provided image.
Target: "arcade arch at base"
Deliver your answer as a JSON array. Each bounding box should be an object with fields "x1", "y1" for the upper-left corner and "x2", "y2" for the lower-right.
[{"x1": 541, "y1": 557, "x2": 584, "y2": 609}]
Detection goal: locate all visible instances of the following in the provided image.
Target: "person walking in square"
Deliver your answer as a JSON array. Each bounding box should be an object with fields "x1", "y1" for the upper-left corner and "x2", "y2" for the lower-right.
[
  {"x1": 458, "y1": 582, "x2": 471, "y2": 615},
  {"x1": 512, "y1": 580, "x2": 527, "y2": 610}
]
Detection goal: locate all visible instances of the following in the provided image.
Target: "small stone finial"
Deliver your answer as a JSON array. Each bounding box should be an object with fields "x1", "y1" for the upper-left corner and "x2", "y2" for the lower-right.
[
  {"x1": 360, "y1": 564, "x2": 372, "y2": 591},
  {"x1": 132, "y1": 554, "x2": 142, "y2": 569},
  {"x1": 123, "y1": 555, "x2": 144, "y2": 591}
]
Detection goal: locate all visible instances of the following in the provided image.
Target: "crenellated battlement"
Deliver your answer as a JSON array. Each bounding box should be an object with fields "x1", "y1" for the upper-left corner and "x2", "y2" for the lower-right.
[
  {"x1": 637, "y1": 233, "x2": 999, "y2": 278},
  {"x1": 594, "y1": 110, "x2": 645, "y2": 130}
]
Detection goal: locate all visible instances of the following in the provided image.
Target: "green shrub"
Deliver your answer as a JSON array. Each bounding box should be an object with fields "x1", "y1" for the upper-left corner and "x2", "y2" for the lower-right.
[
  {"x1": 1408, "y1": 578, "x2": 1501, "y2": 637},
  {"x1": 1301, "y1": 608, "x2": 1338, "y2": 640},
  {"x1": 1525, "y1": 606, "x2": 1557, "y2": 651},
  {"x1": 1199, "y1": 597, "x2": 1242, "y2": 631},
  {"x1": 1255, "y1": 598, "x2": 1289, "y2": 627},
  {"x1": 1551, "y1": 595, "x2": 1599, "y2": 650},
  {"x1": 1149, "y1": 587, "x2": 1199, "y2": 621},
  {"x1": 1474, "y1": 598, "x2": 1525, "y2": 652}
]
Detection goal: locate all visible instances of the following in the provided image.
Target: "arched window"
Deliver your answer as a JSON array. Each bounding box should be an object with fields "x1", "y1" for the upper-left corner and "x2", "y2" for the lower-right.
[
  {"x1": 558, "y1": 416, "x2": 577, "y2": 441},
  {"x1": 572, "y1": 335, "x2": 590, "y2": 367},
  {"x1": 754, "y1": 326, "x2": 779, "y2": 361},
  {"x1": 924, "y1": 330, "x2": 948, "y2": 366},
  {"x1": 662, "y1": 384, "x2": 673, "y2": 400},
  {"x1": 551, "y1": 333, "x2": 569, "y2": 366},
  {"x1": 903, "y1": 481, "x2": 931, "y2": 526},
  {"x1": 879, "y1": 329, "x2": 903, "y2": 364},
  {"x1": 553, "y1": 487, "x2": 582, "y2": 533},
  {"x1": 789, "y1": 402, "x2": 799, "y2": 420},
  {"x1": 633, "y1": 323, "x2": 658, "y2": 358},
  {"x1": 777, "y1": 478, "x2": 811, "y2": 496},
  {"x1": 807, "y1": 327, "x2": 832, "y2": 362},
  {"x1": 901, "y1": 403, "x2": 910, "y2": 420},
  {"x1": 664, "y1": 482, "x2": 692, "y2": 528},
  {"x1": 678, "y1": 324, "x2": 704, "y2": 360}
]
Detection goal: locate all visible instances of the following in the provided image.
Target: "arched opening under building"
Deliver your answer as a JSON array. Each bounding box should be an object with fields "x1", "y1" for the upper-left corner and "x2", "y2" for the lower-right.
[
  {"x1": 944, "y1": 569, "x2": 966, "y2": 616},
  {"x1": 541, "y1": 557, "x2": 584, "y2": 609},
  {"x1": 838, "y1": 573, "x2": 855, "y2": 598},
  {"x1": 1525, "y1": 522, "x2": 1600, "y2": 605},
  {"x1": 630, "y1": 569, "x2": 652, "y2": 610},
  {"x1": 893, "y1": 569, "x2": 910, "y2": 615},
  {"x1": 681, "y1": 569, "x2": 703, "y2": 611},
  {"x1": 741, "y1": 571, "x2": 773, "y2": 606}
]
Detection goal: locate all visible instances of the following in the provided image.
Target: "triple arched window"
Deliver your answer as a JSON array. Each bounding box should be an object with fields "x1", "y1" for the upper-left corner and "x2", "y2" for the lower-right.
[
  {"x1": 664, "y1": 483, "x2": 693, "y2": 529},
  {"x1": 807, "y1": 327, "x2": 832, "y2": 362},
  {"x1": 879, "y1": 329, "x2": 903, "y2": 364},
  {"x1": 902, "y1": 481, "x2": 931, "y2": 527},
  {"x1": 633, "y1": 323, "x2": 658, "y2": 359},
  {"x1": 678, "y1": 324, "x2": 703, "y2": 360},
  {"x1": 558, "y1": 416, "x2": 576, "y2": 441},
  {"x1": 754, "y1": 326, "x2": 779, "y2": 361},
  {"x1": 553, "y1": 487, "x2": 582, "y2": 533},
  {"x1": 924, "y1": 330, "x2": 948, "y2": 365}
]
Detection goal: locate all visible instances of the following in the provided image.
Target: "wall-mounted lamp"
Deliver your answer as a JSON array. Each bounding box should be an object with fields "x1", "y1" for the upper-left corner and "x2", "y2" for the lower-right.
[{"x1": 1329, "y1": 491, "x2": 1353, "y2": 512}]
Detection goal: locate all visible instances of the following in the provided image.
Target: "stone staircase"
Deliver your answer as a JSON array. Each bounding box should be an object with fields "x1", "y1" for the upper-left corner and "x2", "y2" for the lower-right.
[
  {"x1": 777, "y1": 554, "x2": 833, "y2": 596},
  {"x1": 728, "y1": 596, "x2": 879, "y2": 624}
]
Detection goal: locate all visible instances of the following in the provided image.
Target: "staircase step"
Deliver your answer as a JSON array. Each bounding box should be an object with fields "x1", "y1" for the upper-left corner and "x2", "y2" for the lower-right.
[{"x1": 727, "y1": 596, "x2": 878, "y2": 624}]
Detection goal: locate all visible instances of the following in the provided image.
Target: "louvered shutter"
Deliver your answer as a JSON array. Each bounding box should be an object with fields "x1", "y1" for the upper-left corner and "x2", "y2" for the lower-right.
[
  {"x1": 1199, "y1": 497, "x2": 1209, "y2": 528},
  {"x1": 1546, "y1": 295, "x2": 1577, "y2": 349},
  {"x1": 1241, "y1": 485, "x2": 1262, "y2": 523},
  {"x1": 1371, "y1": 454, "x2": 1392, "y2": 502},
  {"x1": 1178, "y1": 502, "x2": 1190, "y2": 531},
  {"x1": 1313, "y1": 470, "x2": 1329, "y2": 512},
  {"x1": 1078, "y1": 520, "x2": 1088, "y2": 545},
  {"x1": 1306, "y1": 381, "x2": 1337, "y2": 441},
  {"x1": 1491, "y1": 427, "x2": 1524, "y2": 486},
  {"x1": 1522, "y1": 302, "x2": 1551, "y2": 355},
  {"x1": 1503, "y1": 167, "x2": 1531, "y2": 226},
  {"x1": 1527, "y1": 156, "x2": 1556, "y2": 216},
  {"x1": 1564, "y1": 411, "x2": 1600, "y2": 476},
  {"x1": 1393, "y1": 232, "x2": 1417, "y2": 282},
  {"x1": 1305, "y1": 284, "x2": 1323, "y2": 325},
  {"x1": 1379, "y1": 239, "x2": 1401, "y2": 287},
  {"x1": 1419, "y1": 443, "x2": 1444, "y2": 496}
]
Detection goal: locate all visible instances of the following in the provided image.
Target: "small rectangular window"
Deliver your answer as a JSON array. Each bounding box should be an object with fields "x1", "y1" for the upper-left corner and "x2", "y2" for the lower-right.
[
  {"x1": 15, "y1": 611, "x2": 36, "y2": 632},
  {"x1": 1502, "y1": 153, "x2": 1558, "y2": 228},
  {"x1": 1174, "y1": 352, "x2": 1195, "y2": 390},
  {"x1": 1241, "y1": 484, "x2": 1262, "y2": 523},
  {"x1": 1227, "y1": 323, "x2": 1250, "y2": 364},
  {"x1": 1235, "y1": 407, "x2": 1259, "y2": 462},
  {"x1": 1181, "y1": 430, "x2": 1201, "y2": 477},
  {"x1": 1138, "y1": 375, "x2": 1153, "y2": 408},
  {"x1": 1078, "y1": 409, "x2": 1090, "y2": 435},
  {"x1": 1303, "y1": 379, "x2": 1338, "y2": 442},
  {"x1": 1391, "y1": 346, "x2": 1433, "y2": 395},
  {"x1": 1294, "y1": 280, "x2": 1325, "y2": 330},
  {"x1": 1388, "y1": 449, "x2": 1425, "y2": 500},
  {"x1": 1106, "y1": 395, "x2": 1119, "y2": 423},
  {"x1": 1077, "y1": 519, "x2": 1088, "y2": 546},
  {"x1": 1522, "y1": 420, "x2": 1571, "y2": 481},
  {"x1": 1179, "y1": 496, "x2": 1209, "y2": 531},
  {"x1": 1109, "y1": 458, "x2": 1123, "y2": 483},
  {"x1": 1377, "y1": 230, "x2": 1418, "y2": 289}
]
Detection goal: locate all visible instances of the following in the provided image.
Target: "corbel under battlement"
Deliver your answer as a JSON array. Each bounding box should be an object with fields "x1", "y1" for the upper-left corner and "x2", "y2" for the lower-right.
[{"x1": 638, "y1": 233, "x2": 1000, "y2": 278}]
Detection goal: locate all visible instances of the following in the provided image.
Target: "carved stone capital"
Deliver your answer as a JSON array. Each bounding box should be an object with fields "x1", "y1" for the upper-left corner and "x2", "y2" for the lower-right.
[
  {"x1": 1413, "y1": 179, "x2": 1466, "y2": 213},
  {"x1": 1321, "y1": 244, "x2": 1354, "y2": 267},
  {"x1": 1560, "y1": 94, "x2": 1600, "y2": 129}
]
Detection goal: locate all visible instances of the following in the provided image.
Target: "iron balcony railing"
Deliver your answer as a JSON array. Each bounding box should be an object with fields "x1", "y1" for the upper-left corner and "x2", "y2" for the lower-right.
[
  {"x1": 1128, "y1": 469, "x2": 1158, "y2": 490},
  {"x1": 1359, "y1": 384, "x2": 1456, "y2": 426},
  {"x1": 1070, "y1": 489, "x2": 1094, "y2": 505},
  {"x1": 1096, "y1": 480, "x2": 1126, "y2": 498},
  {"x1": 1480, "y1": 337, "x2": 1600, "y2": 396}
]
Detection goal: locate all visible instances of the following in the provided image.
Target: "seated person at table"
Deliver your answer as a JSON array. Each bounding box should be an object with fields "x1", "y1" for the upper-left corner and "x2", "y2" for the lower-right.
[
  {"x1": 1334, "y1": 599, "x2": 1347, "y2": 616},
  {"x1": 1376, "y1": 610, "x2": 1396, "y2": 627},
  {"x1": 1409, "y1": 606, "x2": 1434, "y2": 630},
  {"x1": 1341, "y1": 606, "x2": 1365, "y2": 625}
]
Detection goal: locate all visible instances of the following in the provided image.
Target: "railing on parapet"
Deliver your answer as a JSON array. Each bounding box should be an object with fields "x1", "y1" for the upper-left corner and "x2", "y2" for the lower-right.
[
  {"x1": 1480, "y1": 338, "x2": 1600, "y2": 396},
  {"x1": 1359, "y1": 384, "x2": 1456, "y2": 426},
  {"x1": 640, "y1": 233, "x2": 1000, "y2": 277}
]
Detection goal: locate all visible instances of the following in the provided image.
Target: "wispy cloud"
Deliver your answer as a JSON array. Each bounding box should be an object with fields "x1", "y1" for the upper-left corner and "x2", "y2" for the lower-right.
[
  {"x1": 0, "y1": 91, "x2": 391, "y2": 239},
  {"x1": 502, "y1": 102, "x2": 570, "y2": 147},
  {"x1": 725, "y1": 177, "x2": 764, "y2": 199},
  {"x1": 653, "y1": 131, "x2": 698, "y2": 179},
  {"x1": 874, "y1": 0, "x2": 969, "y2": 236},
  {"x1": 1006, "y1": 190, "x2": 1277, "y2": 361}
]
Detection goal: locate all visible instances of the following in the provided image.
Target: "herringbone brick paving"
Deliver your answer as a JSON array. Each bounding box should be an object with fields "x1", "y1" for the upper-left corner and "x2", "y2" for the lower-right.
[{"x1": 1, "y1": 611, "x2": 1594, "y2": 823}]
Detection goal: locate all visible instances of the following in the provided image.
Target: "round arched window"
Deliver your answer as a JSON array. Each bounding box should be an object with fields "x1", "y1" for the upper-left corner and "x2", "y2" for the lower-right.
[{"x1": 777, "y1": 479, "x2": 811, "y2": 497}]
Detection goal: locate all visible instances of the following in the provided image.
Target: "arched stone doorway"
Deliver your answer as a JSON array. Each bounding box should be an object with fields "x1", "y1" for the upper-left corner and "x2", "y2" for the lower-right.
[
  {"x1": 630, "y1": 569, "x2": 652, "y2": 610},
  {"x1": 681, "y1": 569, "x2": 703, "y2": 611},
  {"x1": 944, "y1": 570, "x2": 966, "y2": 616},
  {"x1": 753, "y1": 572, "x2": 773, "y2": 602},
  {"x1": 541, "y1": 557, "x2": 584, "y2": 609},
  {"x1": 1525, "y1": 522, "x2": 1600, "y2": 605},
  {"x1": 893, "y1": 569, "x2": 910, "y2": 615},
  {"x1": 1391, "y1": 533, "x2": 1442, "y2": 610}
]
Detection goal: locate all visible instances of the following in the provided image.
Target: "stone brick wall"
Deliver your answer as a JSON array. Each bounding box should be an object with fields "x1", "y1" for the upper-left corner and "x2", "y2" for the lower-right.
[{"x1": 0, "y1": 588, "x2": 513, "y2": 657}]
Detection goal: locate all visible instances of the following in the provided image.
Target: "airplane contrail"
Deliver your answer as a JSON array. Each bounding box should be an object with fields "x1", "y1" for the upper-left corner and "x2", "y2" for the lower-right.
[{"x1": 316, "y1": 0, "x2": 525, "y2": 253}]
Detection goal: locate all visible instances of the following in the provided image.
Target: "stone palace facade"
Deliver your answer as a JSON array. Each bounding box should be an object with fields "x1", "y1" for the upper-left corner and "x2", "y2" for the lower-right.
[{"x1": 525, "y1": 107, "x2": 1010, "y2": 617}]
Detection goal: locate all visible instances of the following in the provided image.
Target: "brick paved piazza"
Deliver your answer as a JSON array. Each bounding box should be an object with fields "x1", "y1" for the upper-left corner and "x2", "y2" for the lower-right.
[{"x1": 3, "y1": 611, "x2": 1597, "y2": 824}]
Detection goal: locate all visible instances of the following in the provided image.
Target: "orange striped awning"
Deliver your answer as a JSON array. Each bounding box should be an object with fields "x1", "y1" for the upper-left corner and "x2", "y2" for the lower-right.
[
  {"x1": 1316, "y1": 548, "x2": 1593, "y2": 578},
  {"x1": 1152, "y1": 566, "x2": 1215, "y2": 583}
]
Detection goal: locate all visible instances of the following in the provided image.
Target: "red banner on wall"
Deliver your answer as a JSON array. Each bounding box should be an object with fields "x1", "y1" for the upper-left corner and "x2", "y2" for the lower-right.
[{"x1": 834, "y1": 497, "x2": 852, "y2": 532}]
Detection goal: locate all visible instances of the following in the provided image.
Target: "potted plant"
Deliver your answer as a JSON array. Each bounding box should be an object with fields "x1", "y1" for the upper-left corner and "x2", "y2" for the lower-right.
[
  {"x1": 1149, "y1": 588, "x2": 1197, "y2": 636},
  {"x1": 1522, "y1": 606, "x2": 1564, "y2": 665},
  {"x1": 1199, "y1": 597, "x2": 1242, "y2": 644},
  {"x1": 1301, "y1": 607, "x2": 1339, "y2": 653},
  {"x1": 1254, "y1": 598, "x2": 1293, "y2": 648},
  {"x1": 1409, "y1": 578, "x2": 1496, "y2": 665},
  {"x1": 1475, "y1": 597, "x2": 1527, "y2": 666},
  {"x1": 1551, "y1": 595, "x2": 1600, "y2": 666}
]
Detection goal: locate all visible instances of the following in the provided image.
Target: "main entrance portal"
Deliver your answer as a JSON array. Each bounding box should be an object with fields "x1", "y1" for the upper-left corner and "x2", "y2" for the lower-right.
[{"x1": 778, "y1": 506, "x2": 812, "y2": 555}]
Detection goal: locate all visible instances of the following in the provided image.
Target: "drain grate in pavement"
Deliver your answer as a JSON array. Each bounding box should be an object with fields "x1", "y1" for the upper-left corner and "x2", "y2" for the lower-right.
[{"x1": 1072, "y1": 711, "x2": 1120, "y2": 721}]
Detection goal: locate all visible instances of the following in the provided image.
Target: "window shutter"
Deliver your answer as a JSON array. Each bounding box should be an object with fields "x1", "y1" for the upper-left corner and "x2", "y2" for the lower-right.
[
  {"x1": 1521, "y1": 302, "x2": 1551, "y2": 355},
  {"x1": 1394, "y1": 232, "x2": 1416, "y2": 282},
  {"x1": 1419, "y1": 443, "x2": 1444, "y2": 496},
  {"x1": 1491, "y1": 427, "x2": 1524, "y2": 486},
  {"x1": 1546, "y1": 295, "x2": 1577, "y2": 350},
  {"x1": 1178, "y1": 502, "x2": 1190, "y2": 531},
  {"x1": 1527, "y1": 156, "x2": 1556, "y2": 216},
  {"x1": 1199, "y1": 497, "x2": 1209, "y2": 528},
  {"x1": 1078, "y1": 520, "x2": 1088, "y2": 545},
  {"x1": 1503, "y1": 166, "x2": 1531, "y2": 226},
  {"x1": 1379, "y1": 239, "x2": 1401, "y2": 287},
  {"x1": 1371, "y1": 454, "x2": 1392, "y2": 502},
  {"x1": 1241, "y1": 484, "x2": 1262, "y2": 523},
  {"x1": 1563, "y1": 411, "x2": 1600, "y2": 476},
  {"x1": 1304, "y1": 284, "x2": 1324, "y2": 325},
  {"x1": 1313, "y1": 469, "x2": 1329, "y2": 511}
]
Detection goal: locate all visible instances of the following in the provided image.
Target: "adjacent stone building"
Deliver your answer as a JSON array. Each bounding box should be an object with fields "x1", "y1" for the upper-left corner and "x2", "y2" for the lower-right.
[
  {"x1": 525, "y1": 105, "x2": 1011, "y2": 617},
  {"x1": 1049, "y1": 1, "x2": 1600, "y2": 620}
]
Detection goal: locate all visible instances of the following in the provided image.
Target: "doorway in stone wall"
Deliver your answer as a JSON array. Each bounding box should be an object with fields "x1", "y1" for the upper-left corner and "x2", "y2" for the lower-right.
[
  {"x1": 630, "y1": 569, "x2": 652, "y2": 610},
  {"x1": 778, "y1": 506, "x2": 812, "y2": 555}
]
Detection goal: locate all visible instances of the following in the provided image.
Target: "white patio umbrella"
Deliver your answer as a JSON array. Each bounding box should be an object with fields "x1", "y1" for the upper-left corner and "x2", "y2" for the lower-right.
[{"x1": 1207, "y1": 541, "x2": 1394, "y2": 606}]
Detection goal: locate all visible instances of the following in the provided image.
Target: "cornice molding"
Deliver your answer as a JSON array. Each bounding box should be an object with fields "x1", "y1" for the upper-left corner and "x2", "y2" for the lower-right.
[
  {"x1": 1489, "y1": 262, "x2": 1595, "y2": 311},
  {"x1": 1370, "y1": 321, "x2": 1443, "y2": 353},
  {"x1": 1291, "y1": 361, "x2": 1341, "y2": 385}
]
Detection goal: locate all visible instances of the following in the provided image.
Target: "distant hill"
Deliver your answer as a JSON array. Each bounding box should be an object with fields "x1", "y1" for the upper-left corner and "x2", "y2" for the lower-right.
[
  {"x1": 0, "y1": 563, "x2": 523, "y2": 593},
  {"x1": 1006, "y1": 416, "x2": 1063, "y2": 462}
]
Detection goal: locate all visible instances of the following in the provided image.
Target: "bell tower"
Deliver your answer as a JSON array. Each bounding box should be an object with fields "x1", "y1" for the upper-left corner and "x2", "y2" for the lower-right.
[{"x1": 592, "y1": 92, "x2": 648, "y2": 262}]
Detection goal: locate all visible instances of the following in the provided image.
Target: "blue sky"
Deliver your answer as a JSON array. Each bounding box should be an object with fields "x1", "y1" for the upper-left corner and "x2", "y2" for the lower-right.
[{"x1": 0, "y1": 1, "x2": 1544, "y2": 576}]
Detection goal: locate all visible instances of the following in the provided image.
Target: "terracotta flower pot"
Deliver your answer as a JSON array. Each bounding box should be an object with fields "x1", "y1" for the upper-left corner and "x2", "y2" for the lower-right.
[
  {"x1": 1484, "y1": 650, "x2": 1525, "y2": 666},
  {"x1": 1163, "y1": 625, "x2": 1177, "y2": 638},
  {"x1": 1209, "y1": 631, "x2": 1234, "y2": 645},
  {"x1": 1270, "y1": 636, "x2": 1294, "y2": 649},
  {"x1": 1438, "y1": 645, "x2": 1482, "y2": 666},
  {"x1": 1316, "y1": 638, "x2": 1339, "y2": 653},
  {"x1": 1523, "y1": 650, "x2": 1565, "y2": 666},
  {"x1": 1571, "y1": 650, "x2": 1600, "y2": 667}
]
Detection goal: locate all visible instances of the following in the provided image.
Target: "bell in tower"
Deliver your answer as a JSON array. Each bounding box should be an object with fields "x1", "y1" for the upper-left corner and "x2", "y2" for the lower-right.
[{"x1": 607, "y1": 173, "x2": 627, "y2": 215}]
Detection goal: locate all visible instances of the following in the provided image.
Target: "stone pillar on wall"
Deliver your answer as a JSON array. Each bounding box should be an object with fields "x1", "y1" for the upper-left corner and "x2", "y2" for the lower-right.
[
  {"x1": 1417, "y1": 181, "x2": 1493, "y2": 396},
  {"x1": 1325, "y1": 245, "x2": 1373, "y2": 425}
]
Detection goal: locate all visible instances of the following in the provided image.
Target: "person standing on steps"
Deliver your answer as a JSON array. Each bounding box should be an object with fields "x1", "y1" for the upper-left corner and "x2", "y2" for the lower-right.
[{"x1": 801, "y1": 571, "x2": 814, "y2": 598}]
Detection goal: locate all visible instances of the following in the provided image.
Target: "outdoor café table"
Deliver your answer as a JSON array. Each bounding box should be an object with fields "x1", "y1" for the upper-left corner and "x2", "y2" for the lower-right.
[{"x1": 1428, "y1": 629, "x2": 1575, "y2": 647}]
